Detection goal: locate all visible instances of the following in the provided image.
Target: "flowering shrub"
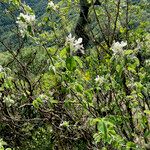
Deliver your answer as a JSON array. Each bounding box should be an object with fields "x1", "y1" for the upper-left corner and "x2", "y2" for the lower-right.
[
  {"x1": 16, "y1": 4, "x2": 36, "y2": 37},
  {"x1": 0, "y1": 0, "x2": 150, "y2": 150},
  {"x1": 65, "y1": 33, "x2": 84, "y2": 55},
  {"x1": 111, "y1": 41, "x2": 127, "y2": 55}
]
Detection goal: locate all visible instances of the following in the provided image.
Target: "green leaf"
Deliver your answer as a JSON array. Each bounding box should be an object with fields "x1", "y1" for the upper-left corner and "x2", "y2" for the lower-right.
[
  {"x1": 84, "y1": 90, "x2": 93, "y2": 103},
  {"x1": 32, "y1": 98, "x2": 43, "y2": 109},
  {"x1": 127, "y1": 66, "x2": 136, "y2": 73},
  {"x1": 116, "y1": 64, "x2": 123, "y2": 73},
  {"x1": 73, "y1": 56, "x2": 83, "y2": 68},
  {"x1": 102, "y1": 122, "x2": 107, "y2": 140},
  {"x1": 0, "y1": 139, "x2": 7, "y2": 148},
  {"x1": 90, "y1": 118, "x2": 101, "y2": 125},
  {"x1": 75, "y1": 83, "x2": 83, "y2": 92},
  {"x1": 144, "y1": 110, "x2": 150, "y2": 115},
  {"x1": 144, "y1": 130, "x2": 150, "y2": 138},
  {"x1": 98, "y1": 121, "x2": 107, "y2": 141},
  {"x1": 60, "y1": 48, "x2": 67, "y2": 58},
  {"x1": 126, "y1": 142, "x2": 136, "y2": 149},
  {"x1": 66, "y1": 56, "x2": 77, "y2": 71},
  {"x1": 124, "y1": 50, "x2": 133, "y2": 55},
  {"x1": 93, "y1": 133, "x2": 101, "y2": 143},
  {"x1": 12, "y1": 0, "x2": 21, "y2": 6},
  {"x1": 23, "y1": 4, "x2": 34, "y2": 14},
  {"x1": 60, "y1": 121, "x2": 69, "y2": 127},
  {"x1": 27, "y1": 25, "x2": 33, "y2": 36}
]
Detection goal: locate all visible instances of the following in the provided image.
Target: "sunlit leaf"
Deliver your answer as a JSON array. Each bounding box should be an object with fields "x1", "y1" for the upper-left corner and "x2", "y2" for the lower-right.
[{"x1": 66, "y1": 56, "x2": 77, "y2": 71}]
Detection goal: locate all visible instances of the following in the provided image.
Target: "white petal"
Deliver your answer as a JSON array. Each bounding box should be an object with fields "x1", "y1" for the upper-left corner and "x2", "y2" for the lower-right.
[
  {"x1": 75, "y1": 38, "x2": 82, "y2": 45},
  {"x1": 121, "y1": 41, "x2": 127, "y2": 47},
  {"x1": 68, "y1": 33, "x2": 72, "y2": 39}
]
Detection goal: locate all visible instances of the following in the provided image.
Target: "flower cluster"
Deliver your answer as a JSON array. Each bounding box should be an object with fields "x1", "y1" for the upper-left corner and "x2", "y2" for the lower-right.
[
  {"x1": 111, "y1": 41, "x2": 127, "y2": 55},
  {"x1": 47, "y1": 1, "x2": 58, "y2": 11},
  {"x1": 16, "y1": 13, "x2": 35, "y2": 37},
  {"x1": 65, "y1": 33, "x2": 84, "y2": 55},
  {"x1": 95, "y1": 75, "x2": 105, "y2": 85},
  {"x1": 3, "y1": 95, "x2": 15, "y2": 107}
]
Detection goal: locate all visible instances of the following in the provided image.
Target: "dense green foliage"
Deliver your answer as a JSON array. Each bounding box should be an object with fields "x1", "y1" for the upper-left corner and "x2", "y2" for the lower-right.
[{"x1": 0, "y1": 0, "x2": 150, "y2": 150}]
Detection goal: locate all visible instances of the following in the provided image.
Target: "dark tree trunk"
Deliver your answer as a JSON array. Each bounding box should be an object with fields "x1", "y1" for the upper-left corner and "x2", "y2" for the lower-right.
[
  {"x1": 75, "y1": 0, "x2": 90, "y2": 49},
  {"x1": 75, "y1": 0, "x2": 101, "y2": 56}
]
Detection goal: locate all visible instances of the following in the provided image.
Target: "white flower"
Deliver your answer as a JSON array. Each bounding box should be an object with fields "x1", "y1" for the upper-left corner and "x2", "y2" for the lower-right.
[
  {"x1": 65, "y1": 33, "x2": 84, "y2": 54},
  {"x1": 47, "y1": 1, "x2": 58, "y2": 10},
  {"x1": 3, "y1": 95, "x2": 15, "y2": 107},
  {"x1": 74, "y1": 38, "x2": 84, "y2": 50},
  {"x1": 49, "y1": 90, "x2": 54, "y2": 96},
  {"x1": 95, "y1": 75, "x2": 105, "y2": 85},
  {"x1": 39, "y1": 94, "x2": 46, "y2": 99},
  {"x1": 67, "y1": 94, "x2": 72, "y2": 99},
  {"x1": 16, "y1": 20, "x2": 28, "y2": 36},
  {"x1": 0, "y1": 65, "x2": 3, "y2": 72},
  {"x1": 17, "y1": 13, "x2": 35, "y2": 24},
  {"x1": 66, "y1": 33, "x2": 75, "y2": 45},
  {"x1": 111, "y1": 41, "x2": 127, "y2": 55},
  {"x1": 145, "y1": 59, "x2": 150, "y2": 66},
  {"x1": 39, "y1": 94, "x2": 48, "y2": 103},
  {"x1": 16, "y1": 13, "x2": 35, "y2": 37}
]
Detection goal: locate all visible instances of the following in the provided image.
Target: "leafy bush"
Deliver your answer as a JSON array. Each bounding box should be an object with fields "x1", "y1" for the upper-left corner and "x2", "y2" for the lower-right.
[{"x1": 0, "y1": 0, "x2": 150, "y2": 149}]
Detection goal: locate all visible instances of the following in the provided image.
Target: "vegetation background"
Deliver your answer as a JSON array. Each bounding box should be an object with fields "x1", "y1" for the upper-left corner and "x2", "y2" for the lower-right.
[{"x1": 0, "y1": 0, "x2": 150, "y2": 149}]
